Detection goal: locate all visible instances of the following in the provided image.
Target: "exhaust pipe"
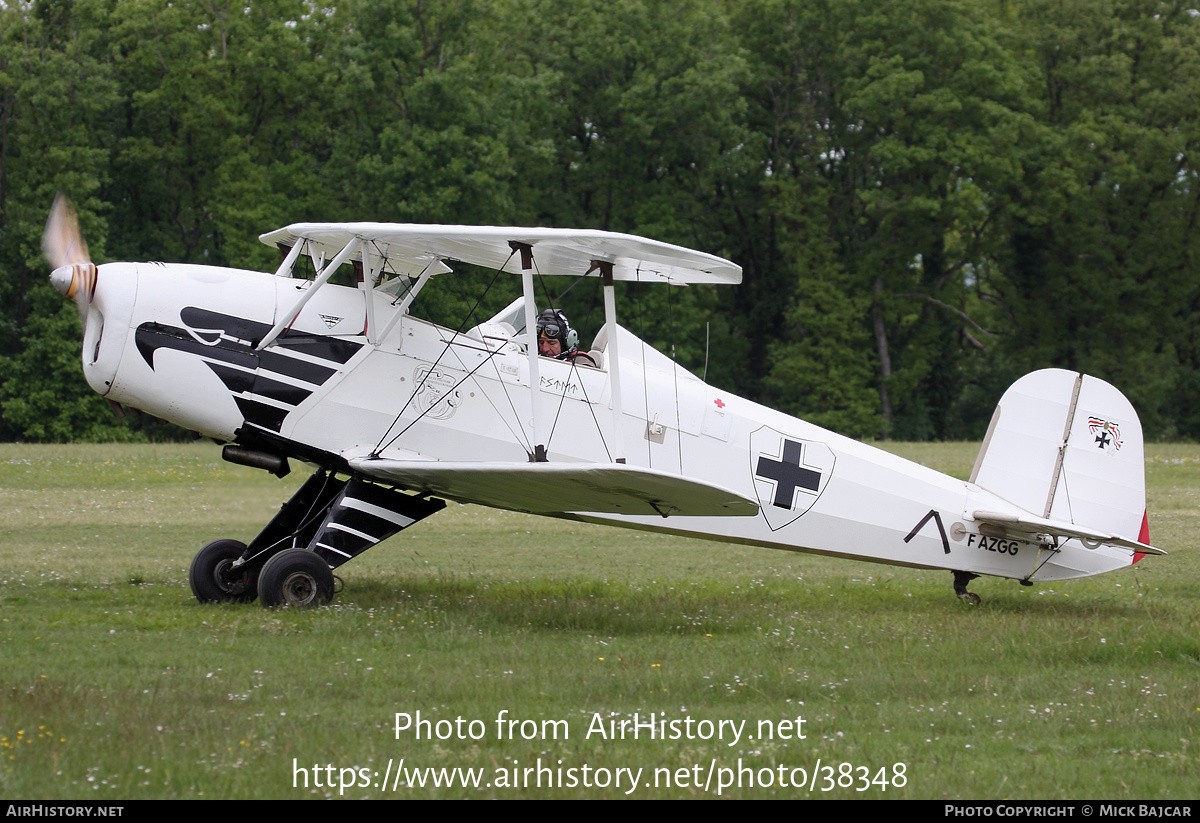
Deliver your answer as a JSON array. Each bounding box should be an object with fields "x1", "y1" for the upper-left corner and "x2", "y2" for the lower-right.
[{"x1": 222, "y1": 445, "x2": 291, "y2": 478}]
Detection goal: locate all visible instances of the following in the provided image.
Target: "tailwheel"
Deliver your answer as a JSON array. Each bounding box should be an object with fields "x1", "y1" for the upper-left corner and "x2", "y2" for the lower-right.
[
  {"x1": 258, "y1": 549, "x2": 334, "y2": 608},
  {"x1": 189, "y1": 539, "x2": 258, "y2": 604},
  {"x1": 953, "y1": 570, "x2": 981, "y2": 605}
]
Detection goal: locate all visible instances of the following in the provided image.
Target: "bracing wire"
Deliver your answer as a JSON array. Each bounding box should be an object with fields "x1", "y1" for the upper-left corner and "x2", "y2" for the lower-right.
[
  {"x1": 531, "y1": 256, "x2": 614, "y2": 459},
  {"x1": 377, "y1": 342, "x2": 526, "y2": 454},
  {"x1": 372, "y1": 248, "x2": 613, "y2": 462},
  {"x1": 544, "y1": 356, "x2": 613, "y2": 464},
  {"x1": 245, "y1": 471, "x2": 340, "y2": 563},
  {"x1": 372, "y1": 254, "x2": 512, "y2": 455}
]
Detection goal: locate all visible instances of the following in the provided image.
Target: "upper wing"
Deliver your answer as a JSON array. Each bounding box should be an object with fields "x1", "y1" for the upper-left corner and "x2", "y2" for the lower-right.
[
  {"x1": 347, "y1": 458, "x2": 759, "y2": 518},
  {"x1": 973, "y1": 510, "x2": 1167, "y2": 555},
  {"x1": 259, "y1": 223, "x2": 741, "y2": 285}
]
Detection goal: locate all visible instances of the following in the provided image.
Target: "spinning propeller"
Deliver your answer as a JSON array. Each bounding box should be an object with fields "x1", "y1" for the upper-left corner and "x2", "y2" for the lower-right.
[{"x1": 42, "y1": 194, "x2": 97, "y2": 333}]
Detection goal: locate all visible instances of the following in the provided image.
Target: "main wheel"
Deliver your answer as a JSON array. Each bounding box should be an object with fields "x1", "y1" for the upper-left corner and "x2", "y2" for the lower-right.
[
  {"x1": 257, "y1": 549, "x2": 334, "y2": 608},
  {"x1": 189, "y1": 539, "x2": 257, "y2": 604}
]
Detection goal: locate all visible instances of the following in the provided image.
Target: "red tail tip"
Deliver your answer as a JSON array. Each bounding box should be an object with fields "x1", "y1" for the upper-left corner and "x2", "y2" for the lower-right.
[{"x1": 1133, "y1": 510, "x2": 1150, "y2": 564}]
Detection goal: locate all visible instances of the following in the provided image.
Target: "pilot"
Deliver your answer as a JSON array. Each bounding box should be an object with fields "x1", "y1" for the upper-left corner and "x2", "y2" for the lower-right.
[{"x1": 536, "y1": 308, "x2": 597, "y2": 367}]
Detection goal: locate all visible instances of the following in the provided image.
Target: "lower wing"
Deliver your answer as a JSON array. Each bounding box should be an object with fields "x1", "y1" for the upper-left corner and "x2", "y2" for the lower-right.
[{"x1": 348, "y1": 459, "x2": 759, "y2": 519}]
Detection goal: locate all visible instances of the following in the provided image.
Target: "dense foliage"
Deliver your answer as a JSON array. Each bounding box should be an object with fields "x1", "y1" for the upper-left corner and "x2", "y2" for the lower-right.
[{"x1": 2, "y1": 0, "x2": 1198, "y2": 441}]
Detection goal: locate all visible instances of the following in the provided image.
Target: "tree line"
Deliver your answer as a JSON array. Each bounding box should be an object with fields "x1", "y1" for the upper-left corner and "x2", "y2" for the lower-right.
[{"x1": 2, "y1": 0, "x2": 1198, "y2": 442}]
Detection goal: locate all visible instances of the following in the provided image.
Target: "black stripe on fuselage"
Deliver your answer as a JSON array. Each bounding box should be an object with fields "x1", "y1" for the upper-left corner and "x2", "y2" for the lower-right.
[
  {"x1": 204, "y1": 362, "x2": 314, "y2": 409},
  {"x1": 233, "y1": 397, "x2": 290, "y2": 433},
  {"x1": 181, "y1": 307, "x2": 362, "y2": 364},
  {"x1": 136, "y1": 323, "x2": 343, "y2": 386},
  {"x1": 136, "y1": 322, "x2": 259, "y2": 371},
  {"x1": 135, "y1": 307, "x2": 364, "y2": 431}
]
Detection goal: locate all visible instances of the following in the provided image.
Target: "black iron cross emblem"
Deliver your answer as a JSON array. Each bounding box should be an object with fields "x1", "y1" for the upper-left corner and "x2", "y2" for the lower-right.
[
  {"x1": 749, "y1": 428, "x2": 834, "y2": 532},
  {"x1": 755, "y1": 439, "x2": 822, "y2": 510}
]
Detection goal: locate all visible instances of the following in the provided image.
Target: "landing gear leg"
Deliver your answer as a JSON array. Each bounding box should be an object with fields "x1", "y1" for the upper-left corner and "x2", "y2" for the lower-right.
[
  {"x1": 953, "y1": 571, "x2": 981, "y2": 604},
  {"x1": 230, "y1": 469, "x2": 451, "y2": 608},
  {"x1": 189, "y1": 471, "x2": 346, "y2": 605},
  {"x1": 190, "y1": 469, "x2": 446, "y2": 608}
]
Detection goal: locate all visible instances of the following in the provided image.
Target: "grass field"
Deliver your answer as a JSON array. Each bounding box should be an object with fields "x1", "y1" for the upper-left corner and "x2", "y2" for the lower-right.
[{"x1": 1, "y1": 442, "x2": 1197, "y2": 799}]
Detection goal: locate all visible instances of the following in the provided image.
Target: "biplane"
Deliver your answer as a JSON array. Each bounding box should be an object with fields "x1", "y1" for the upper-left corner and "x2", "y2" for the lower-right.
[{"x1": 42, "y1": 197, "x2": 1164, "y2": 608}]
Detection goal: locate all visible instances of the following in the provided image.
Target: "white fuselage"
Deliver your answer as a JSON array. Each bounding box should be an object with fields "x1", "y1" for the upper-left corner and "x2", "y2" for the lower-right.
[{"x1": 90, "y1": 261, "x2": 1140, "y2": 583}]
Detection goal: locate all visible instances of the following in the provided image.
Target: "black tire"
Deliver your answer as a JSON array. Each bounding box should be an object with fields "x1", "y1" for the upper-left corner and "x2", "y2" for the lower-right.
[
  {"x1": 189, "y1": 539, "x2": 257, "y2": 604},
  {"x1": 257, "y1": 549, "x2": 334, "y2": 608}
]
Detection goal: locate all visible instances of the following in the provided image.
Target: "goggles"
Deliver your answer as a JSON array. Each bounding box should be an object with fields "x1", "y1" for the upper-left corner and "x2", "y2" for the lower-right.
[{"x1": 537, "y1": 320, "x2": 567, "y2": 341}]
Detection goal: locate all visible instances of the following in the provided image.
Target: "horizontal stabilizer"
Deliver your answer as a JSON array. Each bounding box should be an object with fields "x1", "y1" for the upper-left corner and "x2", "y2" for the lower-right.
[
  {"x1": 973, "y1": 510, "x2": 1166, "y2": 555},
  {"x1": 347, "y1": 459, "x2": 759, "y2": 518}
]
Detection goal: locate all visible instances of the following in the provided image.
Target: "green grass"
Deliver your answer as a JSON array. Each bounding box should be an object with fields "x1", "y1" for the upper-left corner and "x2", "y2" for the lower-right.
[{"x1": 0, "y1": 443, "x2": 1197, "y2": 798}]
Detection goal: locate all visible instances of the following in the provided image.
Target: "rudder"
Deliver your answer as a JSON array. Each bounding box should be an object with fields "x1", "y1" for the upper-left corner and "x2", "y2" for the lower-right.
[{"x1": 971, "y1": 369, "x2": 1147, "y2": 544}]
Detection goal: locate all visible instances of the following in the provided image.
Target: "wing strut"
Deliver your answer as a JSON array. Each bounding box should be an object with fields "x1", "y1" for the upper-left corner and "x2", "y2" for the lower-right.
[
  {"x1": 372, "y1": 257, "x2": 447, "y2": 346},
  {"x1": 258, "y1": 237, "x2": 361, "y2": 350},
  {"x1": 512, "y1": 241, "x2": 548, "y2": 462},
  {"x1": 592, "y1": 260, "x2": 627, "y2": 463},
  {"x1": 359, "y1": 244, "x2": 381, "y2": 343},
  {"x1": 272, "y1": 240, "x2": 306, "y2": 278}
]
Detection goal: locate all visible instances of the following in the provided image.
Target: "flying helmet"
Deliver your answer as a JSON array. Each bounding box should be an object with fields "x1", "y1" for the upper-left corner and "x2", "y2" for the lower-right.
[{"x1": 536, "y1": 308, "x2": 578, "y2": 350}]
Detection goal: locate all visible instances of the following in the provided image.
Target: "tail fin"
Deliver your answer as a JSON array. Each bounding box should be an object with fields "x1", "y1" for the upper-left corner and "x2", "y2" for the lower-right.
[{"x1": 970, "y1": 369, "x2": 1147, "y2": 545}]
